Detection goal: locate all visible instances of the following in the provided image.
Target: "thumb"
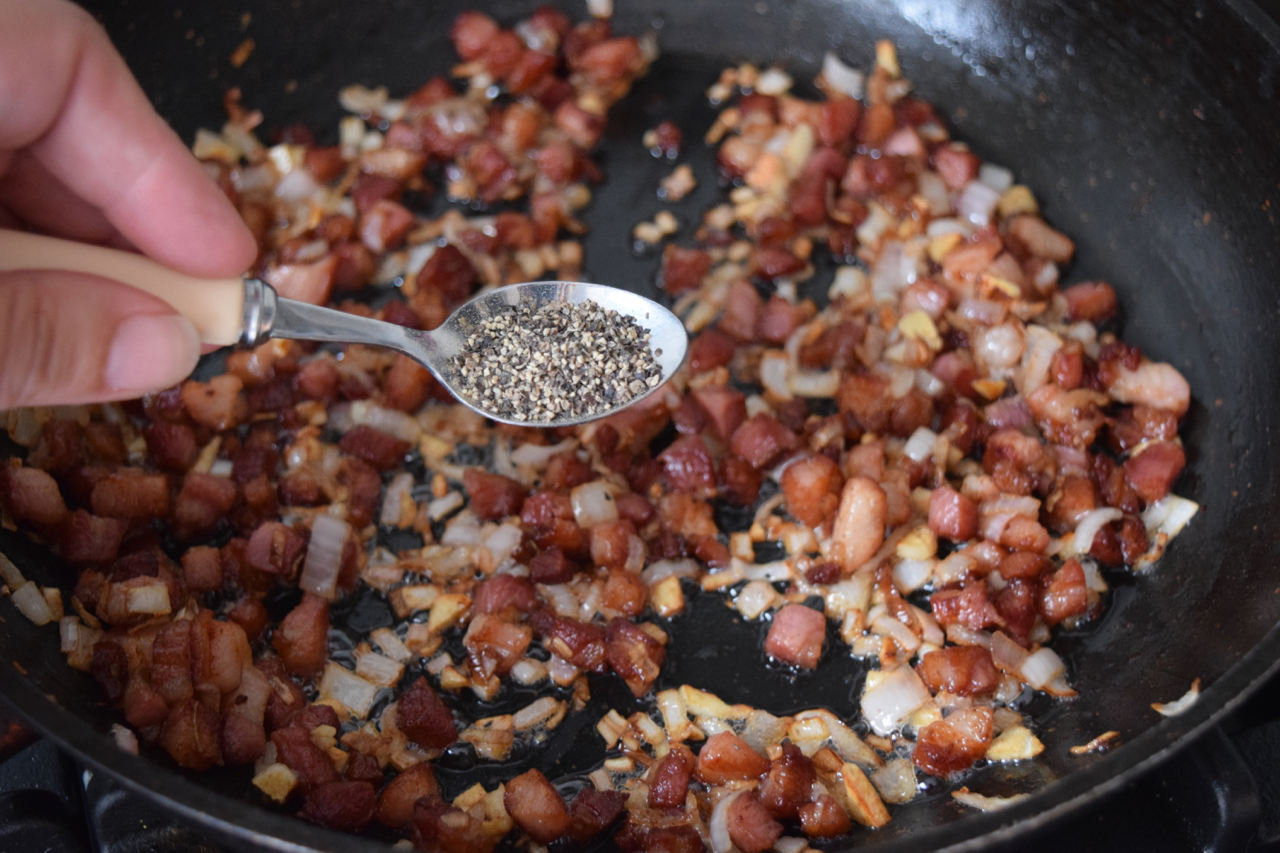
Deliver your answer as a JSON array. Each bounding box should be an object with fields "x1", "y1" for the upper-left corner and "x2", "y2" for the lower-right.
[{"x1": 0, "y1": 269, "x2": 201, "y2": 409}]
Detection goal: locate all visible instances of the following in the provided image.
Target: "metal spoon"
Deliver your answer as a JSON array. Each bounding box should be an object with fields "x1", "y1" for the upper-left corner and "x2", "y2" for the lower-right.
[{"x1": 0, "y1": 229, "x2": 688, "y2": 427}]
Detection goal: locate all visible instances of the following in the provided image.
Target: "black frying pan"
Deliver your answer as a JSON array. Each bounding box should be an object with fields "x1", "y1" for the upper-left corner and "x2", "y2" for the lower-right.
[{"x1": 3, "y1": 0, "x2": 1280, "y2": 850}]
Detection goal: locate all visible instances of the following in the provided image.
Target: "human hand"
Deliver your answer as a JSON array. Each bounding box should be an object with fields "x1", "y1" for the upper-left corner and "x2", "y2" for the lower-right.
[{"x1": 0, "y1": 0, "x2": 258, "y2": 410}]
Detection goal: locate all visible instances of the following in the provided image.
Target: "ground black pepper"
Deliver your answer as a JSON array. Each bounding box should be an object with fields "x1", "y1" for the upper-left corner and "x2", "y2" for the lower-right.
[{"x1": 449, "y1": 299, "x2": 663, "y2": 422}]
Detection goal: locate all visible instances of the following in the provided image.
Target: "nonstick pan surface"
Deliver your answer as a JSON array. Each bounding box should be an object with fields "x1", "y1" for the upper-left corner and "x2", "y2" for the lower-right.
[{"x1": 3, "y1": 0, "x2": 1280, "y2": 850}]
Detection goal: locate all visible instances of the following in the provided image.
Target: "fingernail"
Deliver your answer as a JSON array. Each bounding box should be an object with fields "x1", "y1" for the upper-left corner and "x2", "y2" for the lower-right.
[{"x1": 104, "y1": 314, "x2": 201, "y2": 394}]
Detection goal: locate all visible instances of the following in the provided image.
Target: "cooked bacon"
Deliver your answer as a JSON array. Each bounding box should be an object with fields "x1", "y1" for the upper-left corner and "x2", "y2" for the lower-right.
[
  {"x1": 272, "y1": 593, "x2": 329, "y2": 677},
  {"x1": 1039, "y1": 557, "x2": 1088, "y2": 625},
  {"x1": 914, "y1": 706, "x2": 994, "y2": 777},
  {"x1": 1123, "y1": 441, "x2": 1185, "y2": 503},
  {"x1": 1063, "y1": 280, "x2": 1119, "y2": 322},
  {"x1": 659, "y1": 435, "x2": 717, "y2": 496},
  {"x1": 463, "y1": 469, "x2": 528, "y2": 520},
  {"x1": 764, "y1": 604, "x2": 826, "y2": 669},
  {"x1": 1006, "y1": 214, "x2": 1075, "y2": 263},
  {"x1": 831, "y1": 476, "x2": 887, "y2": 573},
  {"x1": 648, "y1": 743, "x2": 695, "y2": 810},
  {"x1": 472, "y1": 574, "x2": 539, "y2": 616},
  {"x1": 1044, "y1": 474, "x2": 1097, "y2": 534},
  {"x1": 927, "y1": 486, "x2": 978, "y2": 542},
  {"x1": 181, "y1": 375, "x2": 247, "y2": 431},
  {"x1": 719, "y1": 279, "x2": 763, "y2": 342},
  {"x1": 90, "y1": 470, "x2": 169, "y2": 521},
  {"x1": 339, "y1": 425, "x2": 411, "y2": 471},
  {"x1": 299, "y1": 780, "x2": 377, "y2": 833},
  {"x1": 566, "y1": 787, "x2": 629, "y2": 843},
  {"x1": 688, "y1": 328, "x2": 738, "y2": 374},
  {"x1": 614, "y1": 822, "x2": 705, "y2": 853},
  {"x1": 781, "y1": 454, "x2": 843, "y2": 529},
  {"x1": 384, "y1": 355, "x2": 434, "y2": 412},
  {"x1": 377, "y1": 762, "x2": 440, "y2": 829},
  {"x1": 799, "y1": 793, "x2": 853, "y2": 838},
  {"x1": 271, "y1": 724, "x2": 339, "y2": 792},
  {"x1": 918, "y1": 645, "x2": 1000, "y2": 696},
  {"x1": 727, "y1": 791, "x2": 784, "y2": 853},
  {"x1": 695, "y1": 731, "x2": 770, "y2": 785},
  {"x1": 930, "y1": 585, "x2": 1001, "y2": 632},
  {"x1": 535, "y1": 611, "x2": 608, "y2": 672},
  {"x1": 60, "y1": 510, "x2": 127, "y2": 564},
  {"x1": 247, "y1": 521, "x2": 308, "y2": 576},
  {"x1": 603, "y1": 567, "x2": 648, "y2": 616},
  {"x1": 718, "y1": 455, "x2": 763, "y2": 507},
  {"x1": 160, "y1": 698, "x2": 222, "y2": 771},
  {"x1": 396, "y1": 677, "x2": 457, "y2": 750},
  {"x1": 339, "y1": 458, "x2": 383, "y2": 529},
  {"x1": 754, "y1": 294, "x2": 807, "y2": 343},
  {"x1": 464, "y1": 613, "x2": 533, "y2": 679},
  {"x1": 410, "y1": 796, "x2": 497, "y2": 853},
  {"x1": 729, "y1": 413, "x2": 800, "y2": 469},
  {"x1": 172, "y1": 471, "x2": 237, "y2": 540},
  {"x1": 758, "y1": 742, "x2": 816, "y2": 819},
  {"x1": 144, "y1": 422, "x2": 198, "y2": 472},
  {"x1": 151, "y1": 619, "x2": 194, "y2": 705},
  {"x1": 504, "y1": 768, "x2": 571, "y2": 844},
  {"x1": 605, "y1": 617, "x2": 665, "y2": 696},
  {"x1": 933, "y1": 144, "x2": 980, "y2": 190},
  {"x1": 220, "y1": 711, "x2": 267, "y2": 766},
  {"x1": 662, "y1": 246, "x2": 713, "y2": 296}
]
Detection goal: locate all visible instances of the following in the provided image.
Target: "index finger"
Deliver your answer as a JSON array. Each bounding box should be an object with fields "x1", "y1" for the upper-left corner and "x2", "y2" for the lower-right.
[{"x1": 0, "y1": 0, "x2": 256, "y2": 278}]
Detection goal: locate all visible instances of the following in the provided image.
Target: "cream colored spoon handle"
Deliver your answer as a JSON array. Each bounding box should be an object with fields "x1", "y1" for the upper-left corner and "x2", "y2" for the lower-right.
[{"x1": 0, "y1": 228, "x2": 247, "y2": 346}]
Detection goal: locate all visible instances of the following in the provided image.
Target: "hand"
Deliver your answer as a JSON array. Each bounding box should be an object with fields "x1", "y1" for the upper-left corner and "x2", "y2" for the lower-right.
[{"x1": 0, "y1": 0, "x2": 258, "y2": 410}]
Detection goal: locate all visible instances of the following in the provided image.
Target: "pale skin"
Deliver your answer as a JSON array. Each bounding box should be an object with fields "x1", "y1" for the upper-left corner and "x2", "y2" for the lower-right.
[{"x1": 0, "y1": 0, "x2": 309, "y2": 410}]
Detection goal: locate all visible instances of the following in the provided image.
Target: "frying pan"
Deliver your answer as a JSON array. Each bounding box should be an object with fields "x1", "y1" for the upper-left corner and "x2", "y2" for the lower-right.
[{"x1": 2, "y1": 0, "x2": 1280, "y2": 850}]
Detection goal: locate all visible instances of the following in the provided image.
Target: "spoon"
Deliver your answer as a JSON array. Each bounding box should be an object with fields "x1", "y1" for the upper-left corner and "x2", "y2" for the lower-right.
[{"x1": 0, "y1": 229, "x2": 688, "y2": 427}]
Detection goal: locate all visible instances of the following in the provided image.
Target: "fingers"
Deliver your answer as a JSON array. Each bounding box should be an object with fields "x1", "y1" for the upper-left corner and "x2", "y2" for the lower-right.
[
  {"x1": 0, "y1": 270, "x2": 200, "y2": 410},
  {"x1": 0, "y1": 149, "x2": 118, "y2": 245},
  {"x1": 0, "y1": 0, "x2": 256, "y2": 278}
]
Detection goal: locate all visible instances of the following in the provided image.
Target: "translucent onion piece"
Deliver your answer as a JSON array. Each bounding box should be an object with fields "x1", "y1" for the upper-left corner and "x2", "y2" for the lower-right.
[
  {"x1": 709, "y1": 790, "x2": 743, "y2": 853},
  {"x1": 821, "y1": 52, "x2": 865, "y2": 98},
  {"x1": 300, "y1": 515, "x2": 351, "y2": 600},
  {"x1": 861, "y1": 666, "x2": 931, "y2": 736},
  {"x1": 570, "y1": 480, "x2": 619, "y2": 528}
]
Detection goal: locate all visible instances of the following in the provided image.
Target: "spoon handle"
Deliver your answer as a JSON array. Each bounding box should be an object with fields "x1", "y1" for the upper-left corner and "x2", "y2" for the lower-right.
[
  {"x1": 0, "y1": 228, "x2": 248, "y2": 346},
  {"x1": 256, "y1": 287, "x2": 432, "y2": 365}
]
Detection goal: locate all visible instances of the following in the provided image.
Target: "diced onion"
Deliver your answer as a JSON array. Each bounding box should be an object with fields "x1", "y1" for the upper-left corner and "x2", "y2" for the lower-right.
[
  {"x1": 915, "y1": 368, "x2": 945, "y2": 397},
  {"x1": 318, "y1": 661, "x2": 378, "y2": 718},
  {"x1": 348, "y1": 401, "x2": 422, "y2": 443},
  {"x1": 892, "y1": 559, "x2": 934, "y2": 594},
  {"x1": 860, "y1": 666, "x2": 931, "y2": 735},
  {"x1": 441, "y1": 510, "x2": 485, "y2": 546},
  {"x1": 514, "y1": 696, "x2": 563, "y2": 730},
  {"x1": 380, "y1": 472, "x2": 415, "y2": 527},
  {"x1": 760, "y1": 351, "x2": 792, "y2": 399},
  {"x1": 11, "y1": 581, "x2": 54, "y2": 625},
  {"x1": 989, "y1": 631, "x2": 1029, "y2": 674},
  {"x1": 1141, "y1": 495, "x2": 1199, "y2": 538},
  {"x1": 483, "y1": 523, "x2": 523, "y2": 567},
  {"x1": 427, "y1": 492, "x2": 464, "y2": 522},
  {"x1": 756, "y1": 67, "x2": 794, "y2": 96},
  {"x1": 0, "y1": 551, "x2": 25, "y2": 588},
  {"x1": 124, "y1": 582, "x2": 171, "y2": 616},
  {"x1": 511, "y1": 439, "x2": 577, "y2": 467},
  {"x1": 1019, "y1": 647, "x2": 1066, "y2": 690},
  {"x1": 641, "y1": 559, "x2": 700, "y2": 586},
  {"x1": 957, "y1": 297, "x2": 1008, "y2": 325},
  {"x1": 789, "y1": 370, "x2": 841, "y2": 398},
  {"x1": 274, "y1": 168, "x2": 321, "y2": 202},
  {"x1": 953, "y1": 789, "x2": 1030, "y2": 811},
  {"x1": 405, "y1": 242, "x2": 438, "y2": 277},
  {"x1": 1071, "y1": 508, "x2": 1124, "y2": 556},
  {"x1": 872, "y1": 613, "x2": 920, "y2": 652},
  {"x1": 586, "y1": 0, "x2": 612, "y2": 17},
  {"x1": 371, "y1": 627, "x2": 412, "y2": 662},
  {"x1": 915, "y1": 171, "x2": 951, "y2": 216},
  {"x1": 300, "y1": 515, "x2": 351, "y2": 600},
  {"x1": 925, "y1": 217, "x2": 970, "y2": 239},
  {"x1": 829, "y1": 265, "x2": 869, "y2": 301},
  {"x1": 856, "y1": 203, "x2": 895, "y2": 248},
  {"x1": 709, "y1": 790, "x2": 743, "y2": 853},
  {"x1": 821, "y1": 52, "x2": 865, "y2": 98},
  {"x1": 1152, "y1": 679, "x2": 1200, "y2": 717},
  {"x1": 871, "y1": 241, "x2": 915, "y2": 302},
  {"x1": 511, "y1": 658, "x2": 548, "y2": 686},
  {"x1": 903, "y1": 427, "x2": 938, "y2": 463},
  {"x1": 872, "y1": 757, "x2": 919, "y2": 804},
  {"x1": 978, "y1": 163, "x2": 1014, "y2": 193},
  {"x1": 570, "y1": 480, "x2": 619, "y2": 528},
  {"x1": 956, "y1": 180, "x2": 1002, "y2": 227},
  {"x1": 111, "y1": 724, "x2": 139, "y2": 754}
]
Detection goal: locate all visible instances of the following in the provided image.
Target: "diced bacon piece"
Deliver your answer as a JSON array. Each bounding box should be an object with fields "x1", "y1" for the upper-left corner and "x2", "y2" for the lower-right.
[
  {"x1": 220, "y1": 712, "x2": 267, "y2": 766},
  {"x1": 688, "y1": 328, "x2": 737, "y2": 373},
  {"x1": 831, "y1": 476, "x2": 887, "y2": 573},
  {"x1": 781, "y1": 454, "x2": 843, "y2": 528},
  {"x1": 1007, "y1": 214, "x2": 1075, "y2": 263},
  {"x1": 691, "y1": 386, "x2": 746, "y2": 442},
  {"x1": 754, "y1": 295, "x2": 807, "y2": 344},
  {"x1": 522, "y1": 490, "x2": 574, "y2": 526},
  {"x1": 590, "y1": 519, "x2": 640, "y2": 570},
  {"x1": 350, "y1": 173, "x2": 401, "y2": 215},
  {"x1": 578, "y1": 36, "x2": 642, "y2": 85},
  {"x1": 838, "y1": 371, "x2": 892, "y2": 433},
  {"x1": 90, "y1": 639, "x2": 128, "y2": 702},
  {"x1": 385, "y1": 354, "x2": 433, "y2": 412},
  {"x1": 247, "y1": 521, "x2": 308, "y2": 576},
  {"x1": 535, "y1": 613, "x2": 607, "y2": 672},
  {"x1": 1045, "y1": 474, "x2": 1097, "y2": 533},
  {"x1": 933, "y1": 144, "x2": 980, "y2": 190},
  {"x1": 1040, "y1": 557, "x2": 1088, "y2": 625},
  {"x1": 565, "y1": 787, "x2": 629, "y2": 844},
  {"x1": 472, "y1": 574, "x2": 539, "y2": 616},
  {"x1": 144, "y1": 422, "x2": 197, "y2": 472},
  {"x1": 271, "y1": 725, "x2": 338, "y2": 793},
  {"x1": 696, "y1": 731, "x2": 770, "y2": 785},
  {"x1": 1108, "y1": 405, "x2": 1179, "y2": 452},
  {"x1": 181, "y1": 375, "x2": 247, "y2": 430},
  {"x1": 504, "y1": 768, "x2": 571, "y2": 844},
  {"x1": 727, "y1": 791, "x2": 784, "y2": 853},
  {"x1": 928, "y1": 486, "x2": 978, "y2": 542},
  {"x1": 661, "y1": 245, "x2": 713, "y2": 296},
  {"x1": 917, "y1": 645, "x2": 1000, "y2": 696},
  {"x1": 463, "y1": 469, "x2": 528, "y2": 520},
  {"x1": 719, "y1": 279, "x2": 763, "y2": 342},
  {"x1": 450, "y1": 10, "x2": 499, "y2": 60},
  {"x1": 358, "y1": 198, "x2": 414, "y2": 253},
  {"x1": 1026, "y1": 384, "x2": 1109, "y2": 450},
  {"x1": 1000, "y1": 515, "x2": 1051, "y2": 553},
  {"x1": 720, "y1": 455, "x2": 764, "y2": 507},
  {"x1": 122, "y1": 676, "x2": 169, "y2": 729},
  {"x1": 942, "y1": 237, "x2": 1002, "y2": 281},
  {"x1": 858, "y1": 101, "x2": 896, "y2": 146},
  {"x1": 818, "y1": 96, "x2": 861, "y2": 147},
  {"x1": 930, "y1": 585, "x2": 1000, "y2": 632},
  {"x1": 730, "y1": 414, "x2": 800, "y2": 469},
  {"x1": 758, "y1": 742, "x2": 816, "y2": 820},
  {"x1": 507, "y1": 49, "x2": 558, "y2": 94},
  {"x1": 160, "y1": 698, "x2": 222, "y2": 771},
  {"x1": 481, "y1": 29, "x2": 525, "y2": 78},
  {"x1": 342, "y1": 750, "x2": 383, "y2": 785},
  {"x1": 299, "y1": 780, "x2": 376, "y2": 833},
  {"x1": 377, "y1": 762, "x2": 440, "y2": 829},
  {"x1": 1123, "y1": 441, "x2": 1186, "y2": 503},
  {"x1": 151, "y1": 619, "x2": 194, "y2": 705},
  {"x1": 614, "y1": 492, "x2": 655, "y2": 525},
  {"x1": 659, "y1": 435, "x2": 717, "y2": 496},
  {"x1": 410, "y1": 797, "x2": 497, "y2": 853},
  {"x1": 415, "y1": 244, "x2": 476, "y2": 307},
  {"x1": 273, "y1": 593, "x2": 329, "y2": 677},
  {"x1": 764, "y1": 604, "x2": 826, "y2": 669},
  {"x1": 396, "y1": 677, "x2": 457, "y2": 750},
  {"x1": 1063, "y1": 280, "x2": 1119, "y2": 323},
  {"x1": 60, "y1": 510, "x2": 127, "y2": 564},
  {"x1": 602, "y1": 567, "x2": 648, "y2": 616},
  {"x1": 993, "y1": 579, "x2": 1037, "y2": 642},
  {"x1": 544, "y1": 451, "x2": 595, "y2": 492},
  {"x1": 605, "y1": 617, "x2": 665, "y2": 696},
  {"x1": 464, "y1": 614, "x2": 533, "y2": 679},
  {"x1": 800, "y1": 794, "x2": 853, "y2": 838},
  {"x1": 172, "y1": 471, "x2": 237, "y2": 540},
  {"x1": 191, "y1": 610, "x2": 253, "y2": 695},
  {"x1": 294, "y1": 357, "x2": 339, "y2": 403},
  {"x1": 263, "y1": 257, "x2": 338, "y2": 306},
  {"x1": 755, "y1": 246, "x2": 806, "y2": 282},
  {"x1": 339, "y1": 425, "x2": 411, "y2": 471},
  {"x1": 648, "y1": 743, "x2": 695, "y2": 810},
  {"x1": 340, "y1": 458, "x2": 383, "y2": 529},
  {"x1": 555, "y1": 101, "x2": 605, "y2": 149},
  {"x1": 914, "y1": 706, "x2": 994, "y2": 777},
  {"x1": 228, "y1": 595, "x2": 269, "y2": 641},
  {"x1": 91, "y1": 471, "x2": 169, "y2": 521}
]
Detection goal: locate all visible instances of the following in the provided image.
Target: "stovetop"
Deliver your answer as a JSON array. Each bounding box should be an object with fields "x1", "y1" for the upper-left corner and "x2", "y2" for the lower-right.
[{"x1": 5, "y1": 671, "x2": 1280, "y2": 853}]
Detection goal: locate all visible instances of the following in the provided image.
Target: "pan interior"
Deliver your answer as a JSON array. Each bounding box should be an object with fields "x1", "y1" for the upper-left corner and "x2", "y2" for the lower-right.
[{"x1": 3, "y1": 0, "x2": 1279, "y2": 850}]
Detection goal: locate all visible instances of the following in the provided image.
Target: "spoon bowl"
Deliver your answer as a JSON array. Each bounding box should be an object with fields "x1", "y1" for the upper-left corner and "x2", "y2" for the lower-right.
[{"x1": 251, "y1": 278, "x2": 688, "y2": 427}]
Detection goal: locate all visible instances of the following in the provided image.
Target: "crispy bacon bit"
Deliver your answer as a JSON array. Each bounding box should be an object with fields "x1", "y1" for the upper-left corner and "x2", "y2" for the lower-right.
[
  {"x1": 1039, "y1": 557, "x2": 1088, "y2": 626},
  {"x1": 659, "y1": 435, "x2": 717, "y2": 496},
  {"x1": 918, "y1": 645, "x2": 1000, "y2": 696},
  {"x1": 764, "y1": 604, "x2": 826, "y2": 669},
  {"x1": 90, "y1": 471, "x2": 169, "y2": 521},
  {"x1": 688, "y1": 328, "x2": 738, "y2": 374},
  {"x1": 271, "y1": 724, "x2": 338, "y2": 793},
  {"x1": 930, "y1": 585, "x2": 1000, "y2": 632},
  {"x1": 662, "y1": 245, "x2": 713, "y2": 296},
  {"x1": 472, "y1": 574, "x2": 539, "y2": 616},
  {"x1": 504, "y1": 768, "x2": 571, "y2": 844},
  {"x1": 299, "y1": 781, "x2": 377, "y2": 832},
  {"x1": 339, "y1": 426, "x2": 411, "y2": 471},
  {"x1": 727, "y1": 791, "x2": 784, "y2": 853},
  {"x1": 719, "y1": 279, "x2": 763, "y2": 341},
  {"x1": 928, "y1": 486, "x2": 978, "y2": 542},
  {"x1": 376, "y1": 762, "x2": 440, "y2": 829},
  {"x1": 781, "y1": 454, "x2": 843, "y2": 528},
  {"x1": 730, "y1": 414, "x2": 800, "y2": 470},
  {"x1": 800, "y1": 793, "x2": 853, "y2": 838},
  {"x1": 160, "y1": 698, "x2": 223, "y2": 771},
  {"x1": 411, "y1": 796, "x2": 497, "y2": 853},
  {"x1": 396, "y1": 677, "x2": 457, "y2": 750},
  {"x1": 648, "y1": 743, "x2": 695, "y2": 809},
  {"x1": 566, "y1": 787, "x2": 629, "y2": 843},
  {"x1": 605, "y1": 617, "x2": 665, "y2": 696},
  {"x1": 914, "y1": 706, "x2": 994, "y2": 777},
  {"x1": 759, "y1": 742, "x2": 816, "y2": 819},
  {"x1": 273, "y1": 593, "x2": 330, "y2": 677},
  {"x1": 60, "y1": 510, "x2": 127, "y2": 564},
  {"x1": 1123, "y1": 441, "x2": 1186, "y2": 503},
  {"x1": 695, "y1": 731, "x2": 770, "y2": 785},
  {"x1": 465, "y1": 613, "x2": 533, "y2": 678}
]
